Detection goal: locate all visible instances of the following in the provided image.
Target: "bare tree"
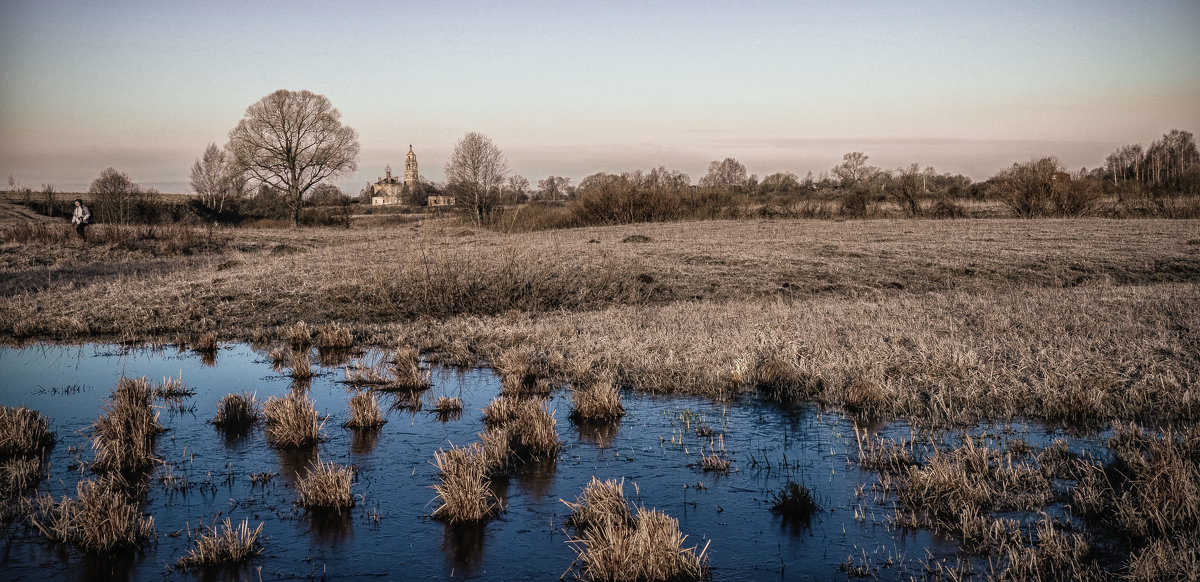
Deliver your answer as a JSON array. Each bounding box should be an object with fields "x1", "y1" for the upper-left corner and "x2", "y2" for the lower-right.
[
  {"x1": 227, "y1": 90, "x2": 359, "y2": 226},
  {"x1": 191, "y1": 143, "x2": 245, "y2": 214},
  {"x1": 89, "y1": 168, "x2": 148, "y2": 224},
  {"x1": 40, "y1": 184, "x2": 55, "y2": 216},
  {"x1": 698, "y1": 158, "x2": 748, "y2": 190},
  {"x1": 503, "y1": 175, "x2": 530, "y2": 203},
  {"x1": 444, "y1": 132, "x2": 508, "y2": 225},
  {"x1": 536, "y1": 175, "x2": 571, "y2": 201},
  {"x1": 889, "y1": 163, "x2": 924, "y2": 216},
  {"x1": 832, "y1": 152, "x2": 880, "y2": 186}
]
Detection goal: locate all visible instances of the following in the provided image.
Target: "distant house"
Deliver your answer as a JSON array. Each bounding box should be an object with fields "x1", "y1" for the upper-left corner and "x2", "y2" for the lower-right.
[{"x1": 427, "y1": 195, "x2": 455, "y2": 207}]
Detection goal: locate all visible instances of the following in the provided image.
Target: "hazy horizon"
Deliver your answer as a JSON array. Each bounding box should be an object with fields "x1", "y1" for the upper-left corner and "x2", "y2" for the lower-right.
[{"x1": 2, "y1": 0, "x2": 1198, "y2": 194}]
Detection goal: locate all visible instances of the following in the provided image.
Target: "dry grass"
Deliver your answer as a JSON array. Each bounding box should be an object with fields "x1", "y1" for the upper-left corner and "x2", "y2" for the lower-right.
[
  {"x1": 769, "y1": 480, "x2": 820, "y2": 521},
  {"x1": 1, "y1": 456, "x2": 44, "y2": 497},
  {"x1": 176, "y1": 517, "x2": 265, "y2": 569},
  {"x1": 296, "y1": 459, "x2": 355, "y2": 510},
  {"x1": 316, "y1": 322, "x2": 353, "y2": 349},
  {"x1": 570, "y1": 380, "x2": 625, "y2": 421},
  {"x1": 288, "y1": 349, "x2": 313, "y2": 379},
  {"x1": 344, "y1": 390, "x2": 386, "y2": 428},
  {"x1": 31, "y1": 475, "x2": 155, "y2": 552},
  {"x1": 494, "y1": 347, "x2": 538, "y2": 394},
  {"x1": 563, "y1": 477, "x2": 710, "y2": 582},
  {"x1": 433, "y1": 396, "x2": 463, "y2": 413},
  {"x1": 430, "y1": 443, "x2": 504, "y2": 523},
  {"x1": 212, "y1": 392, "x2": 262, "y2": 427},
  {"x1": 264, "y1": 391, "x2": 322, "y2": 448},
  {"x1": 480, "y1": 397, "x2": 560, "y2": 460},
  {"x1": 390, "y1": 345, "x2": 431, "y2": 389},
  {"x1": 192, "y1": 331, "x2": 219, "y2": 354},
  {"x1": 90, "y1": 377, "x2": 164, "y2": 474},
  {"x1": 286, "y1": 320, "x2": 312, "y2": 347},
  {"x1": 0, "y1": 405, "x2": 54, "y2": 459}
]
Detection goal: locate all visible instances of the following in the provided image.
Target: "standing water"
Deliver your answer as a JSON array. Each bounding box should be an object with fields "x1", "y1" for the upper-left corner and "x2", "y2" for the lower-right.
[{"x1": 1, "y1": 343, "x2": 979, "y2": 580}]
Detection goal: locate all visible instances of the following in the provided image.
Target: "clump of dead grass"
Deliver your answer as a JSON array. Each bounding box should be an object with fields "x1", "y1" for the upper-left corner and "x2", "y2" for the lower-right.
[
  {"x1": 0, "y1": 406, "x2": 54, "y2": 459},
  {"x1": 31, "y1": 475, "x2": 155, "y2": 552},
  {"x1": 176, "y1": 517, "x2": 265, "y2": 569},
  {"x1": 264, "y1": 391, "x2": 322, "y2": 448},
  {"x1": 212, "y1": 392, "x2": 262, "y2": 428},
  {"x1": 1, "y1": 456, "x2": 44, "y2": 497},
  {"x1": 481, "y1": 397, "x2": 559, "y2": 459},
  {"x1": 344, "y1": 391, "x2": 386, "y2": 428},
  {"x1": 192, "y1": 331, "x2": 219, "y2": 355},
  {"x1": 390, "y1": 345, "x2": 431, "y2": 390},
  {"x1": 570, "y1": 379, "x2": 625, "y2": 421},
  {"x1": 563, "y1": 477, "x2": 710, "y2": 582},
  {"x1": 770, "y1": 480, "x2": 820, "y2": 522},
  {"x1": 296, "y1": 459, "x2": 355, "y2": 510},
  {"x1": 495, "y1": 347, "x2": 538, "y2": 394},
  {"x1": 90, "y1": 377, "x2": 164, "y2": 474},
  {"x1": 433, "y1": 396, "x2": 464, "y2": 421},
  {"x1": 288, "y1": 349, "x2": 314, "y2": 379},
  {"x1": 316, "y1": 322, "x2": 354, "y2": 350},
  {"x1": 286, "y1": 320, "x2": 312, "y2": 348},
  {"x1": 430, "y1": 443, "x2": 504, "y2": 523}
]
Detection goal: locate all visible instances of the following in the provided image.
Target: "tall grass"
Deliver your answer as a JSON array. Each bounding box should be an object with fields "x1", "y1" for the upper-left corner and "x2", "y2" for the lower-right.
[
  {"x1": 90, "y1": 377, "x2": 163, "y2": 474},
  {"x1": 176, "y1": 517, "x2": 265, "y2": 568},
  {"x1": 212, "y1": 392, "x2": 262, "y2": 428},
  {"x1": 31, "y1": 476, "x2": 156, "y2": 552},
  {"x1": 570, "y1": 380, "x2": 625, "y2": 421},
  {"x1": 264, "y1": 391, "x2": 322, "y2": 448},
  {"x1": 343, "y1": 391, "x2": 386, "y2": 428},
  {"x1": 480, "y1": 397, "x2": 560, "y2": 460}
]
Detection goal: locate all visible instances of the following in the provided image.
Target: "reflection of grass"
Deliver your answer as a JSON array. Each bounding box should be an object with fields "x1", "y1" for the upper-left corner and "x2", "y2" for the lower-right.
[{"x1": 176, "y1": 517, "x2": 265, "y2": 569}]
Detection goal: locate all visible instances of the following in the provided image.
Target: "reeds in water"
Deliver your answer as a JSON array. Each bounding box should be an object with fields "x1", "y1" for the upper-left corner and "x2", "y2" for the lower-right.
[
  {"x1": 391, "y1": 345, "x2": 431, "y2": 390},
  {"x1": 563, "y1": 478, "x2": 709, "y2": 582},
  {"x1": 90, "y1": 377, "x2": 164, "y2": 474},
  {"x1": 483, "y1": 397, "x2": 559, "y2": 459},
  {"x1": 570, "y1": 380, "x2": 625, "y2": 421},
  {"x1": 296, "y1": 459, "x2": 355, "y2": 510},
  {"x1": 344, "y1": 391, "x2": 386, "y2": 429},
  {"x1": 176, "y1": 517, "x2": 265, "y2": 568},
  {"x1": 769, "y1": 480, "x2": 820, "y2": 521},
  {"x1": 1, "y1": 456, "x2": 44, "y2": 497},
  {"x1": 286, "y1": 320, "x2": 312, "y2": 348},
  {"x1": 212, "y1": 392, "x2": 262, "y2": 428},
  {"x1": 430, "y1": 443, "x2": 504, "y2": 523},
  {"x1": 264, "y1": 391, "x2": 322, "y2": 448},
  {"x1": 316, "y1": 322, "x2": 354, "y2": 350},
  {"x1": 0, "y1": 406, "x2": 54, "y2": 459},
  {"x1": 31, "y1": 476, "x2": 155, "y2": 552}
]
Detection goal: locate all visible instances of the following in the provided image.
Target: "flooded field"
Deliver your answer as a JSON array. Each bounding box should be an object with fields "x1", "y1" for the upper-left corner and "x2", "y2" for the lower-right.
[{"x1": 0, "y1": 343, "x2": 1111, "y2": 581}]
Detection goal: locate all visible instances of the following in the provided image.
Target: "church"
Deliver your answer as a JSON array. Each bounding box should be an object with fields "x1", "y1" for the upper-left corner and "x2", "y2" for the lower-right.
[{"x1": 371, "y1": 145, "x2": 425, "y2": 205}]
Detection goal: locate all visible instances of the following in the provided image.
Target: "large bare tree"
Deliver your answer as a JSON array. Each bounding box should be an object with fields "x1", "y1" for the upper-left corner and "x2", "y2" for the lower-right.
[
  {"x1": 227, "y1": 90, "x2": 359, "y2": 226},
  {"x1": 444, "y1": 132, "x2": 508, "y2": 225}
]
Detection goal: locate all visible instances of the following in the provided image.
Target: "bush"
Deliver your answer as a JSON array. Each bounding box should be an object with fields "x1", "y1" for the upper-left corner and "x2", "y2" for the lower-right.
[{"x1": 31, "y1": 476, "x2": 156, "y2": 552}]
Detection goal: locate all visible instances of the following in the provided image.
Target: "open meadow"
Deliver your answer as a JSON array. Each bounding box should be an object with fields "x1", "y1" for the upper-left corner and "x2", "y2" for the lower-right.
[{"x1": 1, "y1": 207, "x2": 1198, "y2": 580}]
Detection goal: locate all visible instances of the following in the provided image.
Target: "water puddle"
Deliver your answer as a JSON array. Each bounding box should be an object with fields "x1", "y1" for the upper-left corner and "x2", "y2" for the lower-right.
[{"x1": 0, "y1": 343, "x2": 1096, "y2": 580}]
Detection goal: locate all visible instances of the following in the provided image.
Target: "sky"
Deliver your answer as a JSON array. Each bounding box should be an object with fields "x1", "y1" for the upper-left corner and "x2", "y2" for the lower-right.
[{"x1": 1, "y1": 0, "x2": 1198, "y2": 194}]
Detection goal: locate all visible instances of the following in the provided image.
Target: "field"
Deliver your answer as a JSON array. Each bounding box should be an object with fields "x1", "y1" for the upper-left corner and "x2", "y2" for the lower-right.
[{"x1": 1, "y1": 203, "x2": 1198, "y2": 579}]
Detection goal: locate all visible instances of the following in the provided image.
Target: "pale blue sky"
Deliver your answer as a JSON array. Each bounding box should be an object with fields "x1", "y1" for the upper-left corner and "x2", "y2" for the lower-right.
[{"x1": 2, "y1": 0, "x2": 1198, "y2": 193}]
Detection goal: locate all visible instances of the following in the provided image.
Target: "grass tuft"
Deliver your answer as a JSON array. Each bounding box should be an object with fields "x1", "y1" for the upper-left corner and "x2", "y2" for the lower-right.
[
  {"x1": 296, "y1": 459, "x2": 355, "y2": 510},
  {"x1": 430, "y1": 443, "x2": 504, "y2": 523},
  {"x1": 570, "y1": 380, "x2": 625, "y2": 421},
  {"x1": 344, "y1": 391, "x2": 386, "y2": 428},
  {"x1": 390, "y1": 345, "x2": 431, "y2": 390},
  {"x1": 285, "y1": 321, "x2": 312, "y2": 348},
  {"x1": 316, "y1": 322, "x2": 354, "y2": 349},
  {"x1": 90, "y1": 377, "x2": 164, "y2": 474},
  {"x1": 176, "y1": 517, "x2": 265, "y2": 569},
  {"x1": 31, "y1": 476, "x2": 155, "y2": 552},
  {"x1": 264, "y1": 391, "x2": 322, "y2": 448},
  {"x1": 0, "y1": 406, "x2": 54, "y2": 459},
  {"x1": 212, "y1": 392, "x2": 262, "y2": 428},
  {"x1": 769, "y1": 480, "x2": 820, "y2": 522}
]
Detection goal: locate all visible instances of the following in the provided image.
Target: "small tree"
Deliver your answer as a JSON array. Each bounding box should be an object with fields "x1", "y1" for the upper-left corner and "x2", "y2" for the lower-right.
[
  {"x1": 536, "y1": 175, "x2": 571, "y2": 201},
  {"x1": 444, "y1": 132, "x2": 508, "y2": 225},
  {"x1": 503, "y1": 175, "x2": 530, "y2": 203},
  {"x1": 227, "y1": 90, "x2": 359, "y2": 227},
  {"x1": 832, "y1": 152, "x2": 879, "y2": 187},
  {"x1": 40, "y1": 184, "x2": 55, "y2": 216},
  {"x1": 89, "y1": 168, "x2": 149, "y2": 224},
  {"x1": 699, "y1": 158, "x2": 748, "y2": 190},
  {"x1": 191, "y1": 143, "x2": 244, "y2": 214},
  {"x1": 889, "y1": 163, "x2": 924, "y2": 217},
  {"x1": 306, "y1": 183, "x2": 349, "y2": 207}
]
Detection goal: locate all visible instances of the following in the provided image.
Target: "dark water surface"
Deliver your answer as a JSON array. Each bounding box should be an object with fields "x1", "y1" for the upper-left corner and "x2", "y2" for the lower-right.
[{"x1": 0, "y1": 343, "x2": 1045, "y2": 581}]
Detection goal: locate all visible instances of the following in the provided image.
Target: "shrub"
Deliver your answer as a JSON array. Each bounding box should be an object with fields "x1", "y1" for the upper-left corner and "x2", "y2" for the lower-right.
[
  {"x1": 212, "y1": 392, "x2": 262, "y2": 428},
  {"x1": 31, "y1": 476, "x2": 156, "y2": 552},
  {"x1": 296, "y1": 459, "x2": 355, "y2": 510},
  {"x1": 264, "y1": 391, "x2": 322, "y2": 448},
  {"x1": 176, "y1": 517, "x2": 265, "y2": 569}
]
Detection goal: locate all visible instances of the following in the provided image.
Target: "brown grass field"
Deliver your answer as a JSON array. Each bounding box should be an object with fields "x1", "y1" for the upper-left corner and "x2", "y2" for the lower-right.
[{"x1": 2, "y1": 204, "x2": 1199, "y2": 577}]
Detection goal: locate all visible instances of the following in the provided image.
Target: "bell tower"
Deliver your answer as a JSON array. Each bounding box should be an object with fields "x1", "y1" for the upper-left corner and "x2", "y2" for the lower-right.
[{"x1": 404, "y1": 145, "x2": 418, "y2": 188}]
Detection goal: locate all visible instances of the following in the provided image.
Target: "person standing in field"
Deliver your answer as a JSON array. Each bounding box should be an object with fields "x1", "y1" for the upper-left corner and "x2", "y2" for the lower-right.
[{"x1": 71, "y1": 198, "x2": 91, "y2": 242}]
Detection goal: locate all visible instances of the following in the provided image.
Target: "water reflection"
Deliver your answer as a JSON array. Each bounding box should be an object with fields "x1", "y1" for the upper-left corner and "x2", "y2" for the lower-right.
[
  {"x1": 441, "y1": 522, "x2": 486, "y2": 577},
  {"x1": 275, "y1": 446, "x2": 318, "y2": 486},
  {"x1": 81, "y1": 550, "x2": 136, "y2": 582},
  {"x1": 304, "y1": 509, "x2": 353, "y2": 546},
  {"x1": 573, "y1": 418, "x2": 620, "y2": 448},
  {"x1": 513, "y1": 458, "x2": 557, "y2": 501},
  {"x1": 316, "y1": 347, "x2": 352, "y2": 368},
  {"x1": 349, "y1": 428, "x2": 380, "y2": 456}
]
